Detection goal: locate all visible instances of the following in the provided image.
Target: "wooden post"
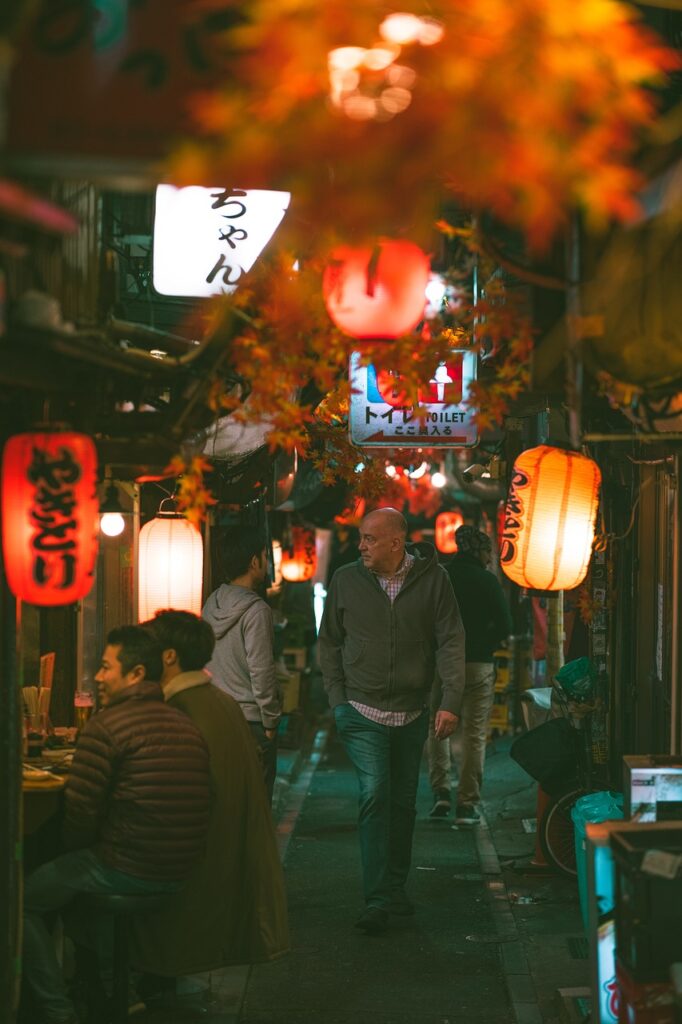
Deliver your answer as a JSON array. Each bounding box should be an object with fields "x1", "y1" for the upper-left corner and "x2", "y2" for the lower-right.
[
  {"x1": 0, "y1": 559, "x2": 22, "y2": 1024},
  {"x1": 546, "y1": 591, "x2": 565, "y2": 684}
]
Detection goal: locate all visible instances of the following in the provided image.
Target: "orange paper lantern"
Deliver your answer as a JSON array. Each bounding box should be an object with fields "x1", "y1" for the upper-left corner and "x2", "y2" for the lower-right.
[
  {"x1": 500, "y1": 445, "x2": 601, "y2": 591},
  {"x1": 322, "y1": 239, "x2": 430, "y2": 340},
  {"x1": 1, "y1": 432, "x2": 98, "y2": 605},
  {"x1": 138, "y1": 502, "x2": 204, "y2": 621},
  {"x1": 281, "y1": 526, "x2": 317, "y2": 582},
  {"x1": 435, "y1": 510, "x2": 464, "y2": 554}
]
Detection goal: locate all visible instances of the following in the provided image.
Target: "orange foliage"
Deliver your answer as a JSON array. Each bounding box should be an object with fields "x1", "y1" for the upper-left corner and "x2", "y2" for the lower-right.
[{"x1": 174, "y1": 0, "x2": 677, "y2": 249}]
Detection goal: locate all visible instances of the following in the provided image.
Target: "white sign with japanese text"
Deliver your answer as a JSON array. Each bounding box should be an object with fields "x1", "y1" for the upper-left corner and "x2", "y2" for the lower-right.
[
  {"x1": 349, "y1": 349, "x2": 478, "y2": 447},
  {"x1": 153, "y1": 185, "x2": 291, "y2": 297}
]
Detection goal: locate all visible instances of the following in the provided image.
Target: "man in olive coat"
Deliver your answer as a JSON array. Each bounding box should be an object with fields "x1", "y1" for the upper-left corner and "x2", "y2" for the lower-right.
[{"x1": 131, "y1": 610, "x2": 289, "y2": 984}]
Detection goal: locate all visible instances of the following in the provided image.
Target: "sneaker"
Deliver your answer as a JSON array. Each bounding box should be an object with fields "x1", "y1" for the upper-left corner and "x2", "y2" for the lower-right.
[
  {"x1": 455, "y1": 803, "x2": 481, "y2": 825},
  {"x1": 429, "y1": 790, "x2": 451, "y2": 818}
]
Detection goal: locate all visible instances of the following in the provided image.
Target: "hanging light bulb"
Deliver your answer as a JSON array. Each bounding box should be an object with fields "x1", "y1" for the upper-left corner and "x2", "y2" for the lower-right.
[
  {"x1": 99, "y1": 483, "x2": 126, "y2": 537},
  {"x1": 431, "y1": 469, "x2": 447, "y2": 489}
]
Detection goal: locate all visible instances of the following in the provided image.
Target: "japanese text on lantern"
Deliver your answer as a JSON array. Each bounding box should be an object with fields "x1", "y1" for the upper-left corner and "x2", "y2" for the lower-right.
[
  {"x1": 28, "y1": 446, "x2": 82, "y2": 590},
  {"x1": 1, "y1": 433, "x2": 99, "y2": 605}
]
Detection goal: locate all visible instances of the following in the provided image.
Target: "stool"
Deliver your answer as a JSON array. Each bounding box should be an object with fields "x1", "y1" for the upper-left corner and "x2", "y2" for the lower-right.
[{"x1": 73, "y1": 891, "x2": 171, "y2": 1024}]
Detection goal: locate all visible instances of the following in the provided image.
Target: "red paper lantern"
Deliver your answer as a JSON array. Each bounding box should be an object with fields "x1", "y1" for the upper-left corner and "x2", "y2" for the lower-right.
[
  {"x1": 2, "y1": 432, "x2": 98, "y2": 605},
  {"x1": 334, "y1": 497, "x2": 366, "y2": 526},
  {"x1": 500, "y1": 445, "x2": 601, "y2": 591},
  {"x1": 323, "y1": 239, "x2": 430, "y2": 340},
  {"x1": 435, "y1": 510, "x2": 464, "y2": 554},
  {"x1": 281, "y1": 526, "x2": 317, "y2": 582}
]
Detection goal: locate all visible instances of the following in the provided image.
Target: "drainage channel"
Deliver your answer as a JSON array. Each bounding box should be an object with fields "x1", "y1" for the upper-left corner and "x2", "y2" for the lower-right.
[{"x1": 475, "y1": 812, "x2": 544, "y2": 1024}]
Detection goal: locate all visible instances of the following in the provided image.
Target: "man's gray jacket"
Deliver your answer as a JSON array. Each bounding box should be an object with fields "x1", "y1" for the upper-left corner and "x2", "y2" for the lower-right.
[{"x1": 319, "y1": 542, "x2": 466, "y2": 716}]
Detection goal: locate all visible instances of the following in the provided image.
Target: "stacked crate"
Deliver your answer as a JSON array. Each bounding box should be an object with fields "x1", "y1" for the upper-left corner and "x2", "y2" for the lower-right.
[{"x1": 488, "y1": 648, "x2": 512, "y2": 737}]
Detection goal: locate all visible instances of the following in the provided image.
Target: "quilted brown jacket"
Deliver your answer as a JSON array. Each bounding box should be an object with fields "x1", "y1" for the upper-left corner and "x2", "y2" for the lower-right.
[{"x1": 63, "y1": 680, "x2": 211, "y2": 881}]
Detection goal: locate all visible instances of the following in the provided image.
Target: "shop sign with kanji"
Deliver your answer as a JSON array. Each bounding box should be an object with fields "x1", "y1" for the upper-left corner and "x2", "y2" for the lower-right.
[
  {"x1": 349, "y1": 350, "x2": 478, "y2": 448},
  {"x1": 153, "y1": 185, "x2": 290, "y2": 297}
]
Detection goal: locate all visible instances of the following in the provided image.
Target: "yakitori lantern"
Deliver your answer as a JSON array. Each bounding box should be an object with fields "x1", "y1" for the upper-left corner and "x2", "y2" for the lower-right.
[
  {"x1": 281, "y1": 526, "x2": 317, "y2": 583},
  {"x1": 322, "y1": 239, "x2": 430, "y2": 340},
  {"x1": 435, "y1": 510, "x2": 464, "y2": 554},
  {"x1": 500, "y1": 445, "x2": 601, "y2": 591},
  {"x1": 138, "y1": 500, "x2": 203, "y2": 621},
  {"x1": 1, "y1": 432, "x2": 98, "y2": 605}
]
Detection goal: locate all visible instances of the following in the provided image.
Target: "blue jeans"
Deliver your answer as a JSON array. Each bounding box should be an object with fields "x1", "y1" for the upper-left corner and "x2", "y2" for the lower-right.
[
  {"x1": 334, "y1": 704, "x2": 429, "y2": 909},
  {"x1": 23, "y1": 848, "x2": 180, "y2": 1023}
]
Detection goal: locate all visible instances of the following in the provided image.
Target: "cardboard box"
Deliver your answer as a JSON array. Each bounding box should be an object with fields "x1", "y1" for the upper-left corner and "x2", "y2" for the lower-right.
[
  {"x1": 280, "y1": 671, "x2": 300, "y2": 714},
  {"x1": 283, "y1": 647, "x2": 307, "y2": 670}
]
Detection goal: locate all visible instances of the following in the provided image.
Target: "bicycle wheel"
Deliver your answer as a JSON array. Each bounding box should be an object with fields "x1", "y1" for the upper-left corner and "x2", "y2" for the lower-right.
[{"x1": 539, "y1": 787, "x2": 588, "y2": 878}]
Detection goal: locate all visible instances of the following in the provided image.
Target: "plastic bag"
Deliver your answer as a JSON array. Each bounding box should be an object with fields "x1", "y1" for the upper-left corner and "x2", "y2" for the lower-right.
[
  {"x1": 555, "y1": 657, "x2": 595, "y2": 701},
  {"x1": 510, "y1": 718, "x2": 581, "y2": 795}
]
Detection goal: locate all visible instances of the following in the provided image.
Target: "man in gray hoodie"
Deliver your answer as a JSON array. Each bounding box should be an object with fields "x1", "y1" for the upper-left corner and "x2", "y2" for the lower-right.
[{"x1": 202, "y1": 526, "x2": 282, "y2": 804}]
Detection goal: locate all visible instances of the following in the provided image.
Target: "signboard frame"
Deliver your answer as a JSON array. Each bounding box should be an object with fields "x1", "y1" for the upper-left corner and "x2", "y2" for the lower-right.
[{"x1": 348, "y1": 349, "x2": 478, "y2": 448}]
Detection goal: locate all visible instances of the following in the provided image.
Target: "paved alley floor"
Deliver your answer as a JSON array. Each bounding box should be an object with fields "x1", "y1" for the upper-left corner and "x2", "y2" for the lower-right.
[
  {"x1": 129, "y1": 727, "x2": 589, "y2": 1024},
  {"x1": 240, "y1": 730, "x2": 512, "y2": 1024}
]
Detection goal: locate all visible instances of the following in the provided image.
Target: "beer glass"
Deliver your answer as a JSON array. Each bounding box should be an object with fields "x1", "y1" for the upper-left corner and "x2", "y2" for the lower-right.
[{"x1": 74, "y1": 690, "x2": 94, "y2": 731}]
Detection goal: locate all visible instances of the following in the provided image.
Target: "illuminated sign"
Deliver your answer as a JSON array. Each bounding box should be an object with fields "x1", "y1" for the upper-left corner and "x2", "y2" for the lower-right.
[
  {"x1": 153, "y1": 185, "x2": 291, "y2": 297},
  {"x1": 349, "y1": 349, "x2": 478, "y2": 447}
]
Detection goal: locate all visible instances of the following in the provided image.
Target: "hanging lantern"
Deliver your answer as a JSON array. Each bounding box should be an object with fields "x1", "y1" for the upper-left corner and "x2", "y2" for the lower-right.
[
  {"x1": 138, "y1": 499, "x2": 203, "y2": 621},
  {"x1": 322, "y1": 239, "x2": 430, "y2": 340},
  {"x1": 500, "y1": 445, "x2": 601, "y2": 591},
  {"x1": 1, "y1": 432, "x2": 98, "y2": 606},
  {"x1": 281, "y1": 526, "x2": 317, "y2": 582},
  {"x1": 435, "y1": 510, "x2": 464, "y2": 554},
  {"x1": 334, "y1": 497, "x2": 366, "y2": 526}
]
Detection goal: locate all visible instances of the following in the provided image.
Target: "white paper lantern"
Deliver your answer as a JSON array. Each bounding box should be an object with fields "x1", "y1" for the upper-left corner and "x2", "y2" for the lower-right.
[{"x1": 138, "y1": 504, "x2": 203, "y2": 622}]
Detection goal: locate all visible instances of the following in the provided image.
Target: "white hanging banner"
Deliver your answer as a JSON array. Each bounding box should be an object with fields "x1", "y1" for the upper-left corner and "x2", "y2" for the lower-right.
[
  {"x1": 153, "y1": 185, "x2": 291, "y2": 297},
  {"x1": 349, "y1": 349, "x2": 478, "y2": 448}
]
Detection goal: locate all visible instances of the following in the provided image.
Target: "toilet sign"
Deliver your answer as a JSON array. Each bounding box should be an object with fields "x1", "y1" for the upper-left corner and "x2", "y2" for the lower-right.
[{"x1": 349, "y1": 350, "x2": 478, "y2": 447}]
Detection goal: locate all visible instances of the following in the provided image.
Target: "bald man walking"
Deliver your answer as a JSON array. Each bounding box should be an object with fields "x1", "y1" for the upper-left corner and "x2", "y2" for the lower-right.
[{"x1": 319, "y1": 507, "x2": 465, "y2": 934}]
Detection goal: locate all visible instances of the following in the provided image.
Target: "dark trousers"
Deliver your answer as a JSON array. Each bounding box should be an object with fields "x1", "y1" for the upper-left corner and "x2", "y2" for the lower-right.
[
  {"x1": 334, "y1": 703, "x2": 429, "y2": 909},
  {"x1": 23, "y1": 848, "x2": 179, "y2": 1023},
  {"x1": 248, "y1": 722, "x2": 278, "y2": 806}
]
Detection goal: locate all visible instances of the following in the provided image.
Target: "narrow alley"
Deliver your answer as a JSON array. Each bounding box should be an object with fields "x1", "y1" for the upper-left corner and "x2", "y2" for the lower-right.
[{"x1": 134, "y1": 725, "x2": 587, "y2": 1024}]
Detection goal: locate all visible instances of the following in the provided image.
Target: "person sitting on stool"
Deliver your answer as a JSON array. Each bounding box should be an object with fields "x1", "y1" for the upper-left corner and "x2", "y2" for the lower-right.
[{"x1": 22, "y1": 626, "x2": 210, "y2": 1024}]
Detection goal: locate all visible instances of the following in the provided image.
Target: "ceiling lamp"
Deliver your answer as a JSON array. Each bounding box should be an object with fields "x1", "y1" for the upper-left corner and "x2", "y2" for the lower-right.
[
  {"x1": 500, "y1": 446, "x2": 601, "y2": 591},
  {"x1": 99, "y1": 483, "x2": 126, "y2": 538},
  {"x1": 138, "y1": 499, "x2": 203, "y2": 621}
]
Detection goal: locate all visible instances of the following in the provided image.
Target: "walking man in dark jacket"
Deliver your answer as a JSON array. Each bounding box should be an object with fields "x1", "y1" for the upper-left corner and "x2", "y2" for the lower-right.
[
  {"x1": 319, "y1": 507, "x2": 465, "y2": 934},
  {"x1": 202, "y1": 525, "x2": 282, "y2": 804},
  {"x1": 22, "y1": 626, "x2": 211, "y2": 1024},
  {"x1": 428, "y1": 526, "x2": 513, "y2": 825}
]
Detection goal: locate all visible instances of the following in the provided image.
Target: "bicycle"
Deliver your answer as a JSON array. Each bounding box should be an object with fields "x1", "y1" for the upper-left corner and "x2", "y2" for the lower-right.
[{"x1": 537, "y1": 684, "x2": 606, "y2": 877}]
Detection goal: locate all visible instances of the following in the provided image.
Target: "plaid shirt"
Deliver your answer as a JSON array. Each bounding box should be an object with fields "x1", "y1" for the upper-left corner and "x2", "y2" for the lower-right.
[{"x1": 350, "y1": 552, "x2": 423, "y2": 728}]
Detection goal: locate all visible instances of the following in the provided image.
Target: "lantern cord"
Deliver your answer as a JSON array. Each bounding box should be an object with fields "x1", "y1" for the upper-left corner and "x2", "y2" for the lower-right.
[{"x1": 603, "y1": 476, "x2": 653, "y2": 544}]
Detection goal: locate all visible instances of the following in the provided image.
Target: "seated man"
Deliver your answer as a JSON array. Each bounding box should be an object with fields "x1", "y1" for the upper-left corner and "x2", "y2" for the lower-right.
[
  {"x1": 131, "y1": 610, "x2": 289, "y2": 988},
  {"x1": 23, "y1": 626, "x2": 211, "y2": 1024}
]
